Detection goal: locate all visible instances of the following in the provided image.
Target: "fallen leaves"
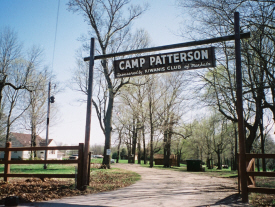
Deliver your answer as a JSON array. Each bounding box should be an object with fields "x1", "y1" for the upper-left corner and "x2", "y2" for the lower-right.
[
  {"x1": 0, "y1": 178, "x2": 87, "y2": 205},
  {"x1": 250, "y1": 193, "x2": 275, "y2": 206},
  {"x1": 0, "y1": 168, "x2": 140, "y2": 205}
]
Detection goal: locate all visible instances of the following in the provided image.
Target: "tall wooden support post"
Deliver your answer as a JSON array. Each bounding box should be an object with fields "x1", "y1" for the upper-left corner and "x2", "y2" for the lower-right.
[
  {"x1": 82, "y1": 38, "x2": 95, "y2": 188},
  {"x1": 234, "y1": 12, "x2": 248, "y2": 202},
  {"x1": 4, "y1": 142, "x2": 11, "y2": 182}
]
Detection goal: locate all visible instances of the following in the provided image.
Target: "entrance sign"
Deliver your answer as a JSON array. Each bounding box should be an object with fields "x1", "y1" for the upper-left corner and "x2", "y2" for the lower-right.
[
  {"x1": 114, "y1": 47, "x2": 215, "y2": 78},
  {"x1": 84, "y1": 16, "x2": 251, "y2": 201}
]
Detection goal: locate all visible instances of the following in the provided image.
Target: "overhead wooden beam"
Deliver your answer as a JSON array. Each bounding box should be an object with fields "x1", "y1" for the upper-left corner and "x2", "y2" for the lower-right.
[{"x1": 84, "y1": 32, "x2": 250, "y2": 61}]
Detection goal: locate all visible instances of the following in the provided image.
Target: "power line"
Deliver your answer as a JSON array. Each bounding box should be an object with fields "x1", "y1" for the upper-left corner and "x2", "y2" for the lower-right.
[{"x1": 52, "y1": 0, "x2": 60, "y2": 69}]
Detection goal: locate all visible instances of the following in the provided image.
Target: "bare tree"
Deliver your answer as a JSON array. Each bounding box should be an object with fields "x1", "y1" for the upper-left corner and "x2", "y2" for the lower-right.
[
  {"x1": 0, "y1": 28, "x2": 48, "y2": 145},
  {"x1": 114, "y1": 76, "x2": 148, "y2": 164},
  {"x1": 4, "y1": 63, "x2": 29, "y2": 142},
  {"x1": 177, "y1": 0, "x2": 275, "y2": 153},
  {"x1": 159, "y1": 73, "x2": 189, "y2": 167},
  {"x1": 68, "y1": 0, "x2": 149, "y2": 168},
  {"x1": 23, "y1": 69, "x2": 52, "y2": 156}
]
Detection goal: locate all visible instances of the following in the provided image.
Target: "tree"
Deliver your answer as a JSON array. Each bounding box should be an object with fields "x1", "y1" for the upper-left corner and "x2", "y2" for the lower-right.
[
  {"x1": 211, "y1": 114, "x2": 232, "y2": 169},
  {"x1": 114, "y1": 76, "x2": 149, "y2": 164},
  {"x1": 90, "y1": 144, "x2": 104, "y2": 155},
  {"x1": 22, "y1": 69, "x2": 53, "y2": 157},
  {"x1": 177, "y1": 0, "x2": 275, "y2": 153},
  {"x1": 0, "y1": 28, "x2": 49, "y2": 145},
  {"x1": 4, "y1": 63, "x2": 29, "y2": 142},
  {"x1": 68, "y1": 0, "x2": 148, "y2": 168},
  {"x1": 146, "y1": 75, "x2": 164, "y2": 167},
  {"x1": 158, "y1": 73, "x2": 187, "y2": 167},
  {"x1": 0, "y1": 27, "x2": 22, "y2": 113},
  {"x1": 112, "y1": 123, "x2": 124, "y2": 163},
  {"x1": 114, "y1": 75, "x2": 150, "y2": 164},
  {"x1": 172, "y1": 123, "x2": 192, "y2": 167}
]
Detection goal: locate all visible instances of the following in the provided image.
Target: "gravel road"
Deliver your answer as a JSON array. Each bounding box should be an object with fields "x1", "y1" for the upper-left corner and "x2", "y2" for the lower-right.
[{"x1": 28, "y1": 163, "x2": 251, "y2": 207}]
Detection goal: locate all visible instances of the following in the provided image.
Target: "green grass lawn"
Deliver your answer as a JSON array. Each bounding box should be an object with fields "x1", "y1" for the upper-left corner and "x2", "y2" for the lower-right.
[
  {"x1": 90, "y1": 158, "x2": 103, "y2": 164},
  {"x1": 0, "y1": 164, "x2": 76, "y2": 174}
]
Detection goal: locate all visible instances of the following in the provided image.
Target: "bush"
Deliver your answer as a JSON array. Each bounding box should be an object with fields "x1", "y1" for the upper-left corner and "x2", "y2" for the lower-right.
[
  {"x1": 267, "y1": 159, "x2": 275, "y2": 171},
  {"x1": 112, "y1": 152, "x2": 118, "y2": 159}
]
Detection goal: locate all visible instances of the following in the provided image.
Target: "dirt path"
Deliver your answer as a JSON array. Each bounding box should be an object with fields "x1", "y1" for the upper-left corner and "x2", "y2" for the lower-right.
[{"x1": 28, "y1": 163, "x2": 251, "y2": 207}]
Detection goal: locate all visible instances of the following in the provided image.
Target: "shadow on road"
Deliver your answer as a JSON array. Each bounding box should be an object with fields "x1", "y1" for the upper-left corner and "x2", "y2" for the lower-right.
[
  {"x1": 195, "y1": 193, "x2": 250, "y2": 207},
  {"x1": 27, "y1": 203, "x2": 108, "y2": 207}
]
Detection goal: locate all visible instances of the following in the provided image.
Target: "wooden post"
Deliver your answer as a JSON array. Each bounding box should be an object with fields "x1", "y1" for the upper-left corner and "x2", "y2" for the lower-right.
[
  {"x1": 87, "y1": 152, "x2": 91, "y2": 185},
  {"x1": 4, "y1": 142, "x2": 11, "y2": 182},
  {"x1": 83, "y1": 38, "x2": 95, "y2": 188},
  {"x1": 234, "y1": 12, "x2": 248, "y2": 203},
  {"x1": 77, "y1": 143, "x2": 84, "y2": 190}
]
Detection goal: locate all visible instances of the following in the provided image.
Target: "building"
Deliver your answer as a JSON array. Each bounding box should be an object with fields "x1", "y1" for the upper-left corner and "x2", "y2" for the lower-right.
[
  {"x1": 0, "y1": 133, "x2": 62, "y2": 160},
  {"x1": 154, "y1": 154, "x2": 177, "y2": 166}
]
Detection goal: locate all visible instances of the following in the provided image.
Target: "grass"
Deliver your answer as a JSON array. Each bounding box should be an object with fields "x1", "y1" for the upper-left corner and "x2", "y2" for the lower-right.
[
  {"x1": 0, "y1": 164, "x2": 76, "y2": 174},
  {"x1": 90, "y1": 158, "x2": 103, "y2": 164},
  {"x1": 1, "y1": 161, "x2": 274, "y2": 205}
]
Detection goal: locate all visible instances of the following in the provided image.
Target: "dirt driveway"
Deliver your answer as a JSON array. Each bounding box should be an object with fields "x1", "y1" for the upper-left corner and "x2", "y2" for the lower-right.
[{"x1": 29, "y1": 163, "x2": 251, "y2": 207}]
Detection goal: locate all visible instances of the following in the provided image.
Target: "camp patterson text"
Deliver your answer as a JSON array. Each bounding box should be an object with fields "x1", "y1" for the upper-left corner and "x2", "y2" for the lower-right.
[{"x1": 114, "y1": 47, "x2": 215, "y2": 78}]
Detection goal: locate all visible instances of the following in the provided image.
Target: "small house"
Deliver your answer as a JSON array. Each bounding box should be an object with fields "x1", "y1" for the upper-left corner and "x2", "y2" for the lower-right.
[
  {"x1": 39, "y1": 139, "x2": 63, "y2": 160},
  {"x1": 0, "y1": 133, "x2": 62, "y2": 160}
]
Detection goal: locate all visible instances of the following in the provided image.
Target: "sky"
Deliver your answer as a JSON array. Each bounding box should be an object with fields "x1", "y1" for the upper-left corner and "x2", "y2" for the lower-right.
[{"x1": 0, "y1": 0, "x2": 185, "y2": 146}]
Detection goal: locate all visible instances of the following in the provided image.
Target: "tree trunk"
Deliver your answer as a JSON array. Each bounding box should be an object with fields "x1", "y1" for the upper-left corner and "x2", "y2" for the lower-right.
[
  {"x1": 149, "y1": 94, "x2": 154, "y2": 168},
  {"x1": 116, "y1": 131, "x2": 122, "y2": 163},
  {"x1": 142, "y1": 126, "x2": 147, "y2": 164},
  {"x1": 207, "y1": 157, "x2": 211, "y2": 169},
  {"x1": 0, "y1": 79, "x2": 6, "y2": 120},
  {"x1": 163, "y1": 130, "x2": 169, "y2": 168},
  {"x1": 5, "y1": 114, "x2": 11, "y2": 144},
  {"x1": 102, "y1": 97, "x2": 113, "y2": 168},
  {"x1": 137, "y1": 127, "x2": 141, "y2": 164},
  {"x1": 101, "y1": 58, "x2": 114, "y2": 169},
  {"x1": 260, "y1": 110, "x2": 266, "y2": 171},
  {"x1": 150, "y1": 132, "x2": 153, "y2": 168},
  {"x1": 232, "y1": 122, "x2": 238, "y2": 171},
  {"x1": 217, "y1": 149, "x2": 221, "y2": 169},
  {"x1": 127, "y1": 129, "x2": 132, "y2": 163},
  {"x1": 177, "y1": 150, "x2": 181, "y2": 167},
  {"x1": 131, "y1": 122, "x2": 137, "y2": 164}
]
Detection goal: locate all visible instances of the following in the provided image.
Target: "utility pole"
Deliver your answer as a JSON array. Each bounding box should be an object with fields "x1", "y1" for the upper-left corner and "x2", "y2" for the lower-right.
[{"x1": 44, "y1": 82, "x2": 55, "y2": 169}]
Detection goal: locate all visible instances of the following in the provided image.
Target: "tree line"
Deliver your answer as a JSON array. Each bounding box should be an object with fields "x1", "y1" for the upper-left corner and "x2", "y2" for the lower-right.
[
  {"x1": 0, "y1": 27, "x2": 56, "y2": 157},
  {"x1": 1, "y1": 0, "x2": 274, "y2": 169},
  {"x1": 69, "y1": 0, "x2": 275, "y2": 170}
]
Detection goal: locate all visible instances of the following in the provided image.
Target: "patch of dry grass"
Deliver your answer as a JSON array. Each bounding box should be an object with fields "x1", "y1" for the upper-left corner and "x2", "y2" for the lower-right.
[
  {"x1": 250, "y1": 193, "x2": 275, "y2": 206},
  {"x1": 249, "y1": 177, "x2": 275, "y2": 206},
  {"x1": 89, "y1": 168, "x2": 140, "y2": 192}
]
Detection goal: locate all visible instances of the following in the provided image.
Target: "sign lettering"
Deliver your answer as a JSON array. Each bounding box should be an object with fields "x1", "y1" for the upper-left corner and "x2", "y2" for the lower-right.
[{"x1": 114, "y1": 47, "x2": 216, "y2": 78}]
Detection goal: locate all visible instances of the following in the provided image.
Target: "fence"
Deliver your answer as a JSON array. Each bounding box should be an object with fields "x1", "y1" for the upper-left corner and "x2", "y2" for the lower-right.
[
  {"x1": 239, "y1": 153, "x2": 275, "y2": 196},
  {"x1": 0, "y1": 142, "x2": 85, "y2": 190}
]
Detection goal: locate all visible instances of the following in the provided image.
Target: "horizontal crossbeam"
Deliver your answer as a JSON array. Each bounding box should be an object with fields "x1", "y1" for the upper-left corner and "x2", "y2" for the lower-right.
[{"x1": 84, "y1": 32, "x2": 250, "y2": 61}]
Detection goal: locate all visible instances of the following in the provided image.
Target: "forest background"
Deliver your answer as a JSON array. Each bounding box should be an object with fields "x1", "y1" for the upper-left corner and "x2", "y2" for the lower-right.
[{"x1": 0, "y1": 0, "x2": 275, "y2": 170}]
